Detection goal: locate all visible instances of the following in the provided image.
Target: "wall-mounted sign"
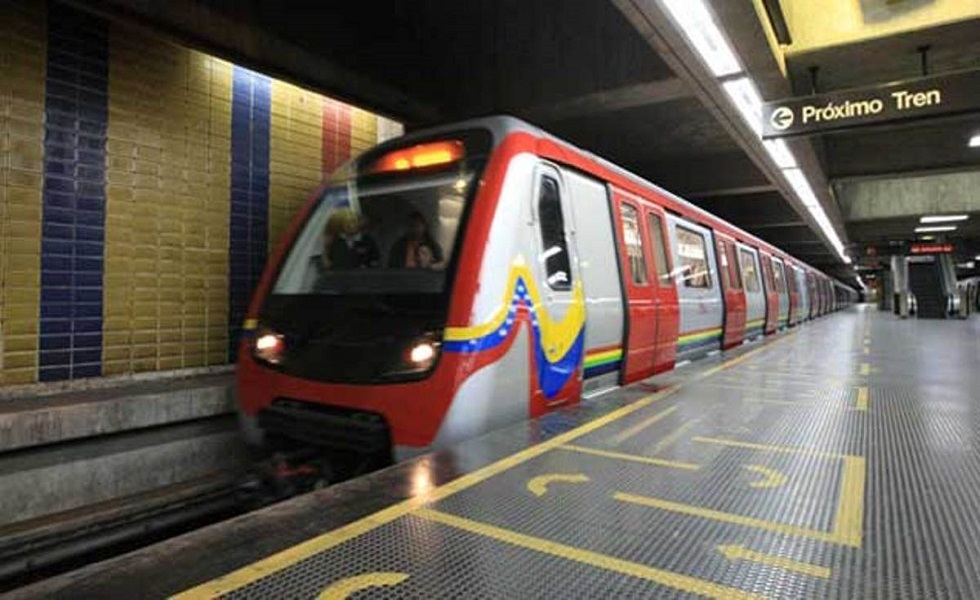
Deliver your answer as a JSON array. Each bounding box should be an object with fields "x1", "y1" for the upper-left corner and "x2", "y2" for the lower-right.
[
  {"x1": 909, "y1": 243, "x2": 954, "y2": 255},
  {"x1": 762, "y1": 69, "x2": 980, "y2": 138}
]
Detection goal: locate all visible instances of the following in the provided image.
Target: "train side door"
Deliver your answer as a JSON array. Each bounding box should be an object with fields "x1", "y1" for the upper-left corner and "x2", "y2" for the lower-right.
[
  {"x1": 644, "y1": 205, "x2": 679, "y2": 373},
  {"x1": 716, "y1": 234, "x2": 745, "y2": 349},
  {"x1": 529, "y1": 163, "x2": 583, "y2": 415},
  {"x1": 760, "y1": 252, "x2": 779, "y2": 334},
  {"x1": 612, "y1": 189, "x2": 657, "y2": 383},
  {"x1": 785, "y1": 262, "x2": 799, "y2": 325}
]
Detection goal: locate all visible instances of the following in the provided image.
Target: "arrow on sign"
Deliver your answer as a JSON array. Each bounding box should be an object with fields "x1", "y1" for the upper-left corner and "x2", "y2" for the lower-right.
[
  {"x1": 770, "y1": 106, "x2": 794, "y2": 130},
  {"x1": 717, "y1": 545, "x2": 831, "y2": 579}
]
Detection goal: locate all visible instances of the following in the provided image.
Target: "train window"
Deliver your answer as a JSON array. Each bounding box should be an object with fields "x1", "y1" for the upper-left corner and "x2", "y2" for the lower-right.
[
  {"x1": 726, "y1": 243, "x2": 742, "y2": 290},
  {"x1": 621, "y1": 204, "x2": 648, "y2": 285},
  {"x1": 772, "y1": 261, "x2": 786, "y2": 293},
  {"x1": 717, "y1": 241, "x2": 731, "y2": 290},
  {"x1": 739, "y1": 249, "x2": 761, "y2": 292},
  {"x1": 646, "y1": 212, "x2": 671, "y2": 286},
  {"x1": 761, "y1": 255, "x2": 775, "y2": 291},
  {"x1": 676, "y1": 226, "x2": 711, "y2": 289},
  {"x1": 538, "y1": 175, "x2": 572, "y2": 290}
]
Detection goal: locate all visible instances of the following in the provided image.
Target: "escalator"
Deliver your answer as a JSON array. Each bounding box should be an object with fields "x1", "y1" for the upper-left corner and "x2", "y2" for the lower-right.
[{"x1": 908, "y1": 259, "x2": 948, "y2": 319}]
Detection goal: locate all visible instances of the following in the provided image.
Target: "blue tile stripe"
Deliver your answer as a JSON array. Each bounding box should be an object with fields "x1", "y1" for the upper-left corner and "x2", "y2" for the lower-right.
[
  {"x1": 39, "y1": 7, "x2": 109, "y2": 382},
  {"x1": 228, "y1": 66, "x2": 271, "y2": 359}
]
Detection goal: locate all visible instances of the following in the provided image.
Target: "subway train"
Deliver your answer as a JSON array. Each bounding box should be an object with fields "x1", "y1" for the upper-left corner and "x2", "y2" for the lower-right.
[{"x1": 236, "y1": 116, "x2": 856, "y2": 470}]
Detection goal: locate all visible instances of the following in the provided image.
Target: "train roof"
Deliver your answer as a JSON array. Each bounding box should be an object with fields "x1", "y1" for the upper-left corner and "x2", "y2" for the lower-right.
[{"x1": 380, "y1": 115, "x2": 852, "y2": 289}]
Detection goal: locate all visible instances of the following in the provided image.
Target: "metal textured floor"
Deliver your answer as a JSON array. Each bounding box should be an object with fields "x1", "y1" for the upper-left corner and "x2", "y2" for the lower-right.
[{"x1": 15, "y1": 307, "x2": 980, "y2": 599}]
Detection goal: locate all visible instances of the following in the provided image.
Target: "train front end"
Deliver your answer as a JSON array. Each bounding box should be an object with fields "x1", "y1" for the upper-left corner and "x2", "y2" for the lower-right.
[{"x1": 236, "y1": 128, "x2": 495, "y2": 468}]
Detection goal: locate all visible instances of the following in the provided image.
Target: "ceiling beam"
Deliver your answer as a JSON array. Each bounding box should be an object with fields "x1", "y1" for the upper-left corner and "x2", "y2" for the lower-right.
[
  {"x1": 525, "y1": 78, "x2": 691, "y2": 122},
  {"x1": 746, "y1": 221, "x2": 809, "y2": 229}
]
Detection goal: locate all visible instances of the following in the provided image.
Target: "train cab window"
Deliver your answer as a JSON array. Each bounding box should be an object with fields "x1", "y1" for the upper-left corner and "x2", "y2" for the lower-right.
[
  {"x1": 271, "y1": 133, "x2": 491, "y2": 296},
  {"x1": 676, "y1": 226, "x2": 711, "y2": 289},
  {"x1": 646, "y1": 212, "x2": 671, "y2": 286},
  {"x1": 537, "y1": 174, "x2": 573, "y2": 290},
  {"x1": 739, "y1": 249, "x2": 761, "y2": 293},
  {"x1": 621, "y1": 204, "x2": 648, "y2": 285},
  {"x1": 772, "y1": 261, "x2": 786, "y2": 293},
  {"x1": 726, "y1": 244, "x2": 742, "y2": 290}
]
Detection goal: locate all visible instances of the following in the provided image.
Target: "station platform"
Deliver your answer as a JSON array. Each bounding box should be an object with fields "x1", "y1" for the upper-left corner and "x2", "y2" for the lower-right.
[{"x1": 14, "y1": 306, "x2": 980, "y2": 599}]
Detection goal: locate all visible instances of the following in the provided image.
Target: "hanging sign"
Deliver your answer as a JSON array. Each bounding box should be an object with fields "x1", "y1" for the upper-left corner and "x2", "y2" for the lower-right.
[{"x1": 761, "y1": 69, "x2": 980, "y2": 138}]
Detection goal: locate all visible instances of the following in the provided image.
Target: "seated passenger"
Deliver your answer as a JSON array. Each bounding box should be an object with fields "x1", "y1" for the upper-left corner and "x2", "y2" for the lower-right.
[
  {"x1": 388, "y1": 211, "x2": 444, "y2": 269},
  {"x1": 319, "y1": 209, "x2": 380, "y2": 270}
]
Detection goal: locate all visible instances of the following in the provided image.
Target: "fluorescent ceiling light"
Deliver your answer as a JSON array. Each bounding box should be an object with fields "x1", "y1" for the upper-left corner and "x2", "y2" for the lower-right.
[
  {"x1": 918, "y1": 235, "x2": 935, "y2": 241},
  {"x1": 915, "y1": 225, "x2": 957, "y2": 233},
  {"x1": 920, "y1": 215, "x2": 968, "y2": 223},
  {"x1": 970, "y1": 134, "x2": 980, "y2": 148},
  {"x1": 764, "y1": 139, "x2": 797, "y2": 169},
  {"x1": 783, "y1": 168, "x2": 818, "y2": 208},
  {"x1": 722, "y1": 77, "x2": 763, "y2": 136},
  {"x1": 661, "y1": 0, "x2": 742, "y2": 77}
]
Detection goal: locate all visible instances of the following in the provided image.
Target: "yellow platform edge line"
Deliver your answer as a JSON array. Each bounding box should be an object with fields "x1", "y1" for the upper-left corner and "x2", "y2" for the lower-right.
[
  {"x1": 717, "y1": 544, "x2": 831, "y2": 579},
  {"x1": 173, "y1": 333, "x2": 795, "y2": 598},
  {"x1": 560, "y1": 443, "x2": 701, "y2": 471},
  {"x1": 607, "y1": 404, "x2": 679, "y2": 445},
  {"x1": 614, "y1": 492, "x2": 856, "y2": 547},
  {"x1": 833, "y1": 456, "x2": 866, "y2": 547},
  {"x1": 855, "y1": 387, "x2": 869, "y2": 412},
  {"x1": 416, "y1": 508, "x2": 762, "y2": 600},
  {"x1": 649, "y1": 418, "x2": 699, "y2": 456},
  {"x1": 691, "y1": 436, "x2": 847, "y2": 461},
  {"x1": 700, "y1": 332, "x2": 797, "y2": 378},
  {"x1": 172, "y1": 386, "x2": 678, "y2": 598}
]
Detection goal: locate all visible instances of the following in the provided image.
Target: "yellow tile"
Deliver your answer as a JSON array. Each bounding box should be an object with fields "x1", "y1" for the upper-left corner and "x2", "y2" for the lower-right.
[
  {"x1": 1, "y1": 318, "x2": 39, "y2": 336},
  {"x1": 7, "y1": 168, "x2": 42, "y2": 188},
  {"x1": 3, "y1": 302, "x2": 39, "y2": 322},
  {"x1": 1, "y1": 368, "x2": 36, "y2": 385},
  {"x1": 2, "y1": 352, "x2": 37, "y2": 370},
  {"x1": 132, "y1": 345, "x2": 158, "y2": 359},
  {"x1": 102, "y1": 347, "x2": 132, "y2": 361},
  {"x1": 158, "y1": 356, "x2": 183, "y2": 370},
  {"x1": 102, "y1": 361, "x2": 130, "y2": 376},
  {"x1": 3, "y1": 335, "x2": 37, "y2": 353},
  {"x1": 132, "y1": 358, "x2": 158, "y2": 372},
  {"x1": 3, "y1": 287, "x2": 39, "y2": 306}
]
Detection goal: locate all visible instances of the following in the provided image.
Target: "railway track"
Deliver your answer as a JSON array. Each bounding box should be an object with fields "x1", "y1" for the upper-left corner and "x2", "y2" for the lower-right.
[{"x1": 0, "y1": 474, "x2": 243, "y2": 592}]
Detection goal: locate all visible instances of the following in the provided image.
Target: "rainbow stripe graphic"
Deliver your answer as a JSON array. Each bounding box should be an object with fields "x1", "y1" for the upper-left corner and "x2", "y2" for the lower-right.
[
  {"x1": 745, "y1": 317, "x2": 765, "y2": 336},
  {"x1": 584, "y1": 347, "x2": 623, "y2": 378},
  {"x1": 443, "y1": 259, "x2": 585, "y2": 398},
  {"x1": 677, "y1": 326, "x2": 723, "y2": 352}
]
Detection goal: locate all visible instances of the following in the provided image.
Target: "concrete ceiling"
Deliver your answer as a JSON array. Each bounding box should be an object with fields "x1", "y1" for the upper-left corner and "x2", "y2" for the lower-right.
[
  {"x1": 780, "y1": 14, "x2": 980, "y2": 277},
  {"x1": 78, "y1": 0, "x2": 954, "y2": 285}
]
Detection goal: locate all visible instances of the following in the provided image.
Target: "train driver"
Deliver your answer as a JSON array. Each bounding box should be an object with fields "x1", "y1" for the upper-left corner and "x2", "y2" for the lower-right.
[
  {"x1": 319, "y1": 208, "x2": 381, "y2": 270},
  {"x1": 388, "y1": 210, "x2": 445, "y2": 269}
]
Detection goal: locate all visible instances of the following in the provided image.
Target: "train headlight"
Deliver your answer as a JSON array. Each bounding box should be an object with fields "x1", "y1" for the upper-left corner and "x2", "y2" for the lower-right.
[
  {"x1": 409, "y1": 341, "x2": 437, "y2": 365},
  {"x1": 385, "y1": 335, "x2": 441, "y2": 377},
  {"x1": 253, "y1": 330, "x2": 286, "y2": 365}
]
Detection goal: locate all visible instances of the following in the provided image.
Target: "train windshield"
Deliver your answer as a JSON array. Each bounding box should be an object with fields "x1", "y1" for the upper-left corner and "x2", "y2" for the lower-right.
[{"x1": 273, "y1": 137, "x2": 488, "y2": 297}]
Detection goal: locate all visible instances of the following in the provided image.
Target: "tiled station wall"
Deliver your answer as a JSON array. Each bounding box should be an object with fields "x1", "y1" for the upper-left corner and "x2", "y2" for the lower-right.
[{"x1": 0, "y1": 1, "x2": 403, "y2": 385}]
